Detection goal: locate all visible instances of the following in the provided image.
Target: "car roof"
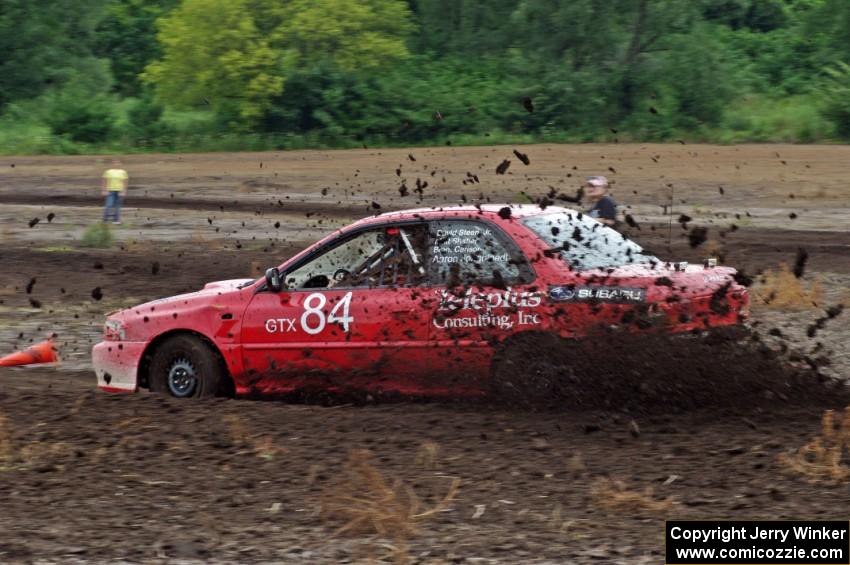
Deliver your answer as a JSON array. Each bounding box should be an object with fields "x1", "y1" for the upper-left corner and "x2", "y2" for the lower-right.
[
  {"x1": 350, "y1": 204, "x2": 575, "y2": 229},
  {"x1": 270, "y1": 204, "x2": 583, "y2": 280}
]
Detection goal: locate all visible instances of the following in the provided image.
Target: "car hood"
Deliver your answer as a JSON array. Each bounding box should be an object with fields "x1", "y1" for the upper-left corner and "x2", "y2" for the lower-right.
[
  {"x1": 108, "y1": 278, "x2": 255, "y2": 320},
  {"x1": 144, "y1": 278, "x2": 254, "y2": 307},
  {"x1": 203, "y1": 278, "x2": 256, "y2": 291}
]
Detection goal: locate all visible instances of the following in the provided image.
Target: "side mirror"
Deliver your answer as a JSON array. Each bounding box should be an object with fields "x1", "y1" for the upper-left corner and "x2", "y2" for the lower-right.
[{"x1": 265, "y1": 267, "x2": 282, "y2": 292}]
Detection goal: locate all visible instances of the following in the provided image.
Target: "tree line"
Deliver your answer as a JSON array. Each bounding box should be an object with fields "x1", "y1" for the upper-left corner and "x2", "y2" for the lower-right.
[{"x1": 1, "y1": 0, "x2": 849, "y2": 154}]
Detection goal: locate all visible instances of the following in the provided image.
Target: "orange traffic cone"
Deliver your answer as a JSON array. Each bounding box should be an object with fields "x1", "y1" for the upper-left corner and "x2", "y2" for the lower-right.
[{"x1": 0, "y1": 339, "x2": 58, "y2": 367}]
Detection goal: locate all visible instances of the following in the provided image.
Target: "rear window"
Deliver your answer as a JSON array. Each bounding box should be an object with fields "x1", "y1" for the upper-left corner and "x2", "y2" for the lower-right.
[{"x1": 521, "y1": 212, "x2": 657, "y2": 271}]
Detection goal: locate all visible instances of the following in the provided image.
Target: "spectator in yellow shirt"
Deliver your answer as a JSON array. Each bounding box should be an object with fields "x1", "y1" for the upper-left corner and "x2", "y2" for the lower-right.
[{"x1": 102, "y1": 159, "x2": 128, "y2": 224}]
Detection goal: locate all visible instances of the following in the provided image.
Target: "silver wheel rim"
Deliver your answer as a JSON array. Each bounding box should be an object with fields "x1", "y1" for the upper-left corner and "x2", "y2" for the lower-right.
[{"x1": 167, "y1": 358, "x2": 198, "y2": 397}]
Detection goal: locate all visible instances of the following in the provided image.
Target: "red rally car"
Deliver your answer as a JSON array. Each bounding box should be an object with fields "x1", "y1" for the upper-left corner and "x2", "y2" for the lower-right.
[{"x1": 93, "y1": 205, "x2": 749, "y2": 398}]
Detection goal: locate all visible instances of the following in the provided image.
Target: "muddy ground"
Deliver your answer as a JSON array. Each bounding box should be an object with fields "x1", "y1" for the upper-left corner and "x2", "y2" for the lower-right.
[{"x1": 1, "y1": 144, "x2": 849, "y2": 563}]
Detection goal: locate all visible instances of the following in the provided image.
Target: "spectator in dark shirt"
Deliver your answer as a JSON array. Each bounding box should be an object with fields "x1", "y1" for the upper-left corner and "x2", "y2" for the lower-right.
[{"x1": 585, "y1": 175, "x2": 618, "y2": 227}]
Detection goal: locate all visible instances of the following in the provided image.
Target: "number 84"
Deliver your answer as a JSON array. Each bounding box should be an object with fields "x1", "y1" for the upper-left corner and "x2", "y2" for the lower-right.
[{"x1": 301, "y1": 292, "x2": 354, "y2": 335}]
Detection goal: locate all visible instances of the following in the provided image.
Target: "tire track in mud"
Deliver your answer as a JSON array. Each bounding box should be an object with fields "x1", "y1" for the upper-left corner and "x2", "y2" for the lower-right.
[
  {"x1": 0, "y1": 193, "x2": 364, "y2": 218},
  {"x1": 1, "y1": 368, "x2": 849, "y2": 563},
  {"x1": 4, "y1": 192, "x2": 850, "y2": 274}
]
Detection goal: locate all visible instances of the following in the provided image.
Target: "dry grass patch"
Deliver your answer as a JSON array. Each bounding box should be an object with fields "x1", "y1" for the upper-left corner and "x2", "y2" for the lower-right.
[
  {"x1": 703, "y1": 239, "x2": 725, "y2": 260},
  {"x1": 2, "y1": 223, "x2": 16, "y2": 243},
  {"x1": 179, "y1": 226, "x2": 222, "y2": 252},
  {"x1": 0, "y1": 414, "x2": 72, "y2": 471},
  {"x1": 190, "y1": 225, "x2": 207, "y2": 245},
  {"x1": 0, "y1": 284, "x2": 16, "y2": 297},
  {"x1": 779, "y1": 407, "x2": 850, "y2": 484},
  {"x1": 320, "y1": 449, "x2": 460, "y2": 564},
  {"x1": 566, "y1": 452, "x2": 587, "y2": 475},
  {"x1": 549, "y1": 503, "x2": 594, "y2": 540},
  {"x1": 224, "y1": 414, "x2": 287, "y2": 459},
  {"x1": 0, "y1": 415, "x2": 13, "y2": 463},
  {"x1": 752, "y1": 263, "x2": 824, "y2": 310},
  {"x1": 590, "y1": 477, "x2": 673, "y2": 514},
  {"x1": 121, "y1": 239, "x2": 155, "y2": 253},
  {"x1": 414, "y1": 440, "x2": 440, "y2": 470}
]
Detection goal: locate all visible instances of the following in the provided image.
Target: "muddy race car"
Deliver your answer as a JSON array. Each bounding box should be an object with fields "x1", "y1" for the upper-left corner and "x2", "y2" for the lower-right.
[{"x1": 93, "y1": 205, "x2": 749, "y2": 399}]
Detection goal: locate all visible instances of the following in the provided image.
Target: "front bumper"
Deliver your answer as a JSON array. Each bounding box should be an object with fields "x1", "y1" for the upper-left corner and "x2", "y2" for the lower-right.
[{"x1": 92, "y1": 340, "x2": 147, "y2": 393}]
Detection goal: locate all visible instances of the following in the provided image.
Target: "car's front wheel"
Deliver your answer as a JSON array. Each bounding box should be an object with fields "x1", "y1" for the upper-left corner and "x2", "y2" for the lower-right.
[{"x1": 148, "y1": 334, "x2": 225, "y2": 398}]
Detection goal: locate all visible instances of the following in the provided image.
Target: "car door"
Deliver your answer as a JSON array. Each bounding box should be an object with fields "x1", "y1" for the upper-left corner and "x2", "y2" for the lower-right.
[
  {"x1": 519, "y1": 211, "x2": 652, "y2": 335},
  {"x1": 239, "y1": 223, "x2": 433, "y2": 395},
  {"x1": 426, "y1": 218, "x2": 539, "y2": 390}
]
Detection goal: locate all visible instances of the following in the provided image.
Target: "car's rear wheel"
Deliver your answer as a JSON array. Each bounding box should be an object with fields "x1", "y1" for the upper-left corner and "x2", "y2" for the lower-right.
[
  {"x1": 149, "y1": 334, "x2": 224, "y2": 398},
  {"x1": 490, "y1": 331, "x2": 573, "y2": 408}
]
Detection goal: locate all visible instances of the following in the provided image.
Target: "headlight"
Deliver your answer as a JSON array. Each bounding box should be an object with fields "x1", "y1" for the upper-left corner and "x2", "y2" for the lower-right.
[{"x1": 104, "y1": 320, "x2": 126, "y2": 341}]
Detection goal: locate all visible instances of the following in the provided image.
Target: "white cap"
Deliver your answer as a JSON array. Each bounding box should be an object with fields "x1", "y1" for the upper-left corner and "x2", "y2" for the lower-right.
[{"x1": 585, "y1": 176, "x2": 609, "y2": 188}]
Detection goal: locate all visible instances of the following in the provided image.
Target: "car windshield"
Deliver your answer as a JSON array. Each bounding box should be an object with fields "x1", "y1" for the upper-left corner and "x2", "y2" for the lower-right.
[
  {"x1": 284, "y1": 226, "x2": 428, "y2": 289},
  {"x1": 521, "y1": 212, "x2": 658, "y2": 271}
]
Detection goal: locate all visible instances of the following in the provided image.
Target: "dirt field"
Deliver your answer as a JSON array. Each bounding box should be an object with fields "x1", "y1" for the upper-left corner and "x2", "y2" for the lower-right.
[{"x1": 1, "y1": 144, "x2": 849, "y2": 563}]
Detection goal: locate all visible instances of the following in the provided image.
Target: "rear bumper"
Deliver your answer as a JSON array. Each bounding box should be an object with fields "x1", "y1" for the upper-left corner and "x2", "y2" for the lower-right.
[{"x1": 92, "y1": 340, "x2": 146, "y2": 393}]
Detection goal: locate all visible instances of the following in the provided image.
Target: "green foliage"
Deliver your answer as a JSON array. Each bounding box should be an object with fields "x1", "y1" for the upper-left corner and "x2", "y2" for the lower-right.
[
  {"x1": 720, "y1": 94, "x2": 833, "y2": 142},
  {"x1": 81, "y1": 223, "x2": 114, "y2": 248},
  {"x1": 274, "y1": 0, "x2": 415, "y2": 71},
  {"x1": 821, "y1": 62, "x2": 850, "y2": 139},
  {"x1": 0, "y1": 120, "x2": 60, "y2": 155},
  {"x1": 700, "y1": 0, "x2": 749, "y2": 29},
  {"x1": 0, "y1": 0, "x2": 849, "y2": 153},
  {"x1": 263, "y1": 57, "x2": 519, "y2": 143},
  {"x1": 43, "y1": 93, "x2": 116, "y2": 144},
  {"x1": 144, "y1": 0, "x2": 413, "y2": 126},
  {"x1": 662, "y1": 25, "x2": 738, "y2": 128},
  {"x1": 142, "y1": 0, "x2": 284, "y2": 123},
  {"x1": 803, "y1": 0, "x2": 850, "y2": 62},
  {"x1": 411, "y1": 0, "x2": 516, "y2": 56},
  {"x1": 114, "y1": 93, "x2": 174, "y2": 146},
  {"x1": 95, "y1": 0, "x2": 178, "y2": 95},
  {"x1": 0, "y1": 0, "x2": 109, "y2": 107},
  {"x1": 744, "y1": 0, "x2": 788, "y2": 32},
  {"x1": 510, "y1": 0, "x2": 626, "y2": 68}
]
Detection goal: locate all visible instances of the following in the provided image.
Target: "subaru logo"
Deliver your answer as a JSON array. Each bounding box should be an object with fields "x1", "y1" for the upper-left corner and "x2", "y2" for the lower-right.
[{"x1": 549, "y1": 286, "x2": 575, "y2": 301}]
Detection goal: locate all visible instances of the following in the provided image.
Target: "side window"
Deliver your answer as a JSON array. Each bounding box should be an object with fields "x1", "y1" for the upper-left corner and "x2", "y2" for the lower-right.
[
  {"x1": 428, "y1": 220, "x2": 531, "y2": 287},
  {"x1": 285, "y1": 224, "x2": 429, "y2": 290}
]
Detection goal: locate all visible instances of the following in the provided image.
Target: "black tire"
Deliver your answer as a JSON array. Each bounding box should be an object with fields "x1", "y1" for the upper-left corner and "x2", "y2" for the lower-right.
[
  {"x1": 490, "y1": 331, "x2": 573, "y2": 408},
  {"x1": 148, "y1": 334, "x2": 225, "y2": 399}
]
